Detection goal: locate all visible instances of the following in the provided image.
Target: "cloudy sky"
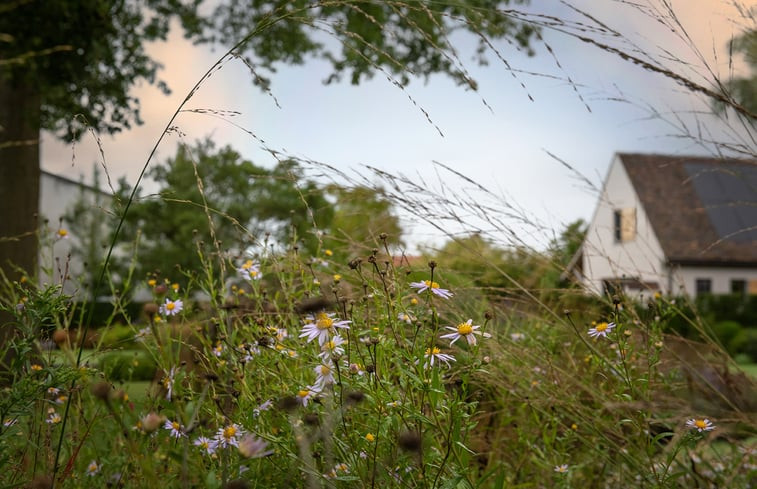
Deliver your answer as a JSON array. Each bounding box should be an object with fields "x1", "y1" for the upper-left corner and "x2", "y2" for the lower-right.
[{"x1": 41, "y1": 0, "x2": 756, "y2": 251}]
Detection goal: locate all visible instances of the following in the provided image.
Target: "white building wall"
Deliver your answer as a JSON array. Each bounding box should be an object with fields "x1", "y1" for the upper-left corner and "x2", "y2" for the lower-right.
[
  {"x1": 582, "y1": 155, "x2": 669, "y2": 294},
  {"x1": 673, "y1": 266, "x2": 757, "y2": 296},
  {"x1": 38, "y1": 172, "x2": 109, "y2": 296}
]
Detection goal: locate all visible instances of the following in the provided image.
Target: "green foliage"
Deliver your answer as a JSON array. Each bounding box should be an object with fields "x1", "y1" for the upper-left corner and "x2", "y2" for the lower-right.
[
  {"x1": 724, "y1": 29, "x2": 757, "y2": 118},
  {"x1": 730, "y1": 328, "x2": 757, "y2": 362},
  {"x1": 324, "y1": 185, "x2": 404, "y2": 257},
  {"x1": 113, "y1": 139, "x2": 335, "y2": 284},
  {"x1": 98, "y1": 349, "x2": 157, "y2": 382}
]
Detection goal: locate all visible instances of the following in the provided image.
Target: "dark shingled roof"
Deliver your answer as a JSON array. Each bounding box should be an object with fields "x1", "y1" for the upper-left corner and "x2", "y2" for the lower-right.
[{"x1": 618, "y1": 153, "x2": 757, "y2": 266}]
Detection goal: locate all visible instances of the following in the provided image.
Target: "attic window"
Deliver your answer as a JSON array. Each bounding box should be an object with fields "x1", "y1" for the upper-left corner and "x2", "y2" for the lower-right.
[{"x1": 613, "y1": 208, "x2": 636, "y2": 242}]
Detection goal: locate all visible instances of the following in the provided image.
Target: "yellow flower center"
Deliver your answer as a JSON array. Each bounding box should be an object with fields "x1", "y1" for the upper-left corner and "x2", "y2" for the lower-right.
[
  {"x1": 57, "y1": 229, "x2": 67, "y2": 237},
  {"x1": 166, "y1": 302, "x2": 176, "y2": 311},
  {"x1": 457, "y1": 323, "x2": 473, "y2": 335},
  {"x1": 298, "y1": 390, "x2": 309, "y2": 398},
  {"x1": 324, "y1": 340, "x2": 336, "y2": 350},
  {"x1": 365, "y1": 433, "x2": 375, "y2": 442},
  {"x1": 324, "y1": 249, "x2": 333, "y2": 256},
  {"x1": 242, "y1": 260, "x2": 253, "y2": 269},
  {"x1": 172, "y1": 422, "x2": 180, "y2": 431},
  {"x1": 319, "y1": 365, "x2": 331, "y2": 375},
  {"x1": 148, "y1": 279, "x2": 157, "y2": 287},
  {"x1": 425, "y1": 347, "x2": 441, "y2": 355},
  {"x1": 171, "y1": 283, "x2": 179, "y2": 291},
  {"x1": 223, "y1": 426, "x2": 237, "y2": 440},
  {"x1": 316, "y1": 316, "x2": 334, "y2": 330},
  {"x1": 595, "y1": 322, "x2": 608, "y2": 332},
  {"x1": 694, "y1": 419, "x2": 707, "y2": 429},
  {"x1": 424, "y1": 280, "x2": 440, "y2": 288}
]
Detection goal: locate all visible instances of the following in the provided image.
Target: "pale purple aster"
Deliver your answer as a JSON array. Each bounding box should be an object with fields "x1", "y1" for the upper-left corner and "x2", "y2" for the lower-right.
[
  {"x1": 409, "y1": 280, "x2": 453, "y2": 299},
  {"x1": 238, "y1": 434, "x2": 274, "y2": 458},
  {"x1": 163, "y1": 419, "x2": 185, "y2": 438},
  {"x1": 237, "y1": 259, "x2": 262, "y2": 281},
  {"x1": 194, "y1": 436, "x2": 218, "y2": 455},
  {"x1": 314, "y1": 364, "x2": 336, "y2": 389},
  {"x1": 297, "y1": 386, "x2": 320, "y2": 407},
  {"x1": 253, "y1": 400, "x2": 273, "y2": 416},
  {"x1": 587, "y1": 321, "x2": 616, "y2": 339},
  {"x1": 215, "y1": 423, "x2": 245, "y2": 449},
  {"x1": 299, "y1": 312, "x2": 351, "y2": 345}
]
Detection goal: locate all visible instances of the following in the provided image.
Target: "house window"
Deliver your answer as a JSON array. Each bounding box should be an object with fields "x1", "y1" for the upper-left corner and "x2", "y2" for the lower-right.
[
  {"x1": 613, "y1": 208, "x2": 636, "y2": 242},
  {"x1": 730, "y1": 279, "x2": 746, "y2": 295},
  {"x1": 695, "y1": 278, "x2": 712, "y2": 296}
]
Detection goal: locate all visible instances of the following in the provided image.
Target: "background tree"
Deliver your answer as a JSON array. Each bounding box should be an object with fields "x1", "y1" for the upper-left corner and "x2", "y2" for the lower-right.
[
  {"x1": 725, "y1": 29, "x2": 757, "y2": 117},
  {"x1": 0, "y1": 0, "x2": 535, "y2": 286},
  {"x1": 113, "y1": 139, "x2": 334, "y2": 286},
  {"x1": 323, "y1": 185, "x2": 404, "y2": 257}
]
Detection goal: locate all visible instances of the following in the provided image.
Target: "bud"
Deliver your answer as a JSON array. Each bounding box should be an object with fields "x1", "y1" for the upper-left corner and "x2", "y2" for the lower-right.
[{"x1": 141, "y1": 412, "x2": 165, "y2": 433}]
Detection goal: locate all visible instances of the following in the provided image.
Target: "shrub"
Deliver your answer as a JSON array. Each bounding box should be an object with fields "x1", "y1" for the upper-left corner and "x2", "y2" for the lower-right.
[
  {"x1": 97, "y1": 349, "x2": 157, "y2": 382},
  {"x1": 729, "y1": 328, "x2": 757, "y2": 363}
]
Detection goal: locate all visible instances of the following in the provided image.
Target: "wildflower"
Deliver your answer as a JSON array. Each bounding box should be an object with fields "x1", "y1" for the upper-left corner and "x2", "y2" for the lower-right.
[
  {"x1": 365, "y1": 433, "x2": 375, "y2": 442},
  {"x1": 148, "y1": 278, "x2": 157, "y2": 287},
  {"x1": 686, "y1": 418, "x2": 715, "y2": 432},
  {"x1": 56, "y1": 228, "x2": 69, "y2": 240},
  {"x1": 510, "y1": 332, "x2": 525, "y2": 341},
  {"x1": 238, "y1": 259, "x2": 261, "y2": 281},
  {"x1": 164, "y1": 419, "x2": 185, "y2": 438},
  {"x1": 46, "y1": 412, "x2": 62, "y2": 424},
  {"x1": 325, "y1": 463, "x2": 350, "y2": 479},
  {"x1": 3, "y1": 418, "x2": 17, "y2": 428},
  {"x1": 554, "y1": 464, "x2": 568, "y2": 473},
  {"x1": 85, "y1": 460, "x2": 100, "y2": 476},
  {"x1": 135, "y1": 327, "x2": 151, "y2": 342},
  {"x1": 253, "y1": 400, "x2": 273, "y2": 416},
  {"x1": 238, "y1": 434, "x2": 273, "y2": 458},
  {"x1": 191, "y1": 435, "x2": 215, "y2": 454},
  {"x1": 409, "y1": 280, "x2": 453, "y2": 299},
  {"x1": 324, "y1": 249, "x2": 333, "y2": 257},
  {"x1": 423, "y1": 347, "x2": 456, "y2": 369},
  {"x1": 171, "y1": 283, "x2": 179, "y2": 292},
  {"x1": 213, "y1": 342, "x2": 225, "y2": 357},
  {"x1": 30, "y1": 364, "x2": 43, "y2": 372},
  {"x1": 162, "y1": 367, "x2": 176, "y2": 401},
  {"x1": 159, "y1": 298, "x2": 183, "y2": 317},
  {"x1": 296, "y1": 386, "x2": 320, "y2": 407},
  {"x1": 398, "y1": 312, "x2": 415, "y2": 324},
  {"x1": 587, "y1": 321, "x2": 615, "y2": 339},
  {"x1": 440, "y1": 319, "x2": 489, "y2": 346},
  {"x1": 386, "y1": 401, "x2": 401, "y2": 408},
  {"x1": 333, "y1": 274, "x2": 341, "y2": 282},
  {"x1": 319, "y1": 335, "x2": 347, "y2": 361},
  {"x1": 299, "y1": 312, "x2": 351, "y2": 345},
  {"x1": 47, "y1": 387, "x2": 60, "y2": 396},
  {"x1": 216, "y1": 424, "x2": 244, "y2": 448},
  {"x1": 348, "y1": 362, "x2": 365, "y2": 376},
  {"x1": 314, "y1": 364, "x2": 335, "y2": 388},
  {"x1": 55, "y1": 395, "x2": 68, "y2": 405}
]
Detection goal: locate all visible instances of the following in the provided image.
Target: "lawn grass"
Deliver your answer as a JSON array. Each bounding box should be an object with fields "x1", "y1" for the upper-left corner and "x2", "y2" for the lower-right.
[{"x1": 738, "y1": 362, "x2": 757, "y2": 379}]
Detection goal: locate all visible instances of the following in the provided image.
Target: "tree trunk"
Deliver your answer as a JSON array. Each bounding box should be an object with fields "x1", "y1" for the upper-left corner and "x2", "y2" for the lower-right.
[
  {"x1": 0, "y1": 75, "x2": 41, "y2": 382},
  {"x1": 0, "y1": 76, "x2": 40, "y2": 284}
]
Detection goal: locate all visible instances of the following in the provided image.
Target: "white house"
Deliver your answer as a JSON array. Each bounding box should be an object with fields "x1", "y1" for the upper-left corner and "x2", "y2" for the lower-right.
[
  {"x1": 39, "y1": 170, "x2": 111, "y2": 297},
  {"x1": 574, "y1": 153, "x2": 757, "y2": 297}
]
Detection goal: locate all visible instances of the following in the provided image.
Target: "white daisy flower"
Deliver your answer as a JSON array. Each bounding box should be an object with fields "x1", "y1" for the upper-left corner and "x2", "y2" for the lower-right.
[
  {"x1": 554, "y1": 464, "x2": 568, "y2": 473},
  {"x1": 85, "y1": 460, "x2": 100, "y2": 476},
  {"x1": 314, "y1": 364, "x2": 335, "y2": 388},
  {"x1": 440, "y1": 319, "x2": 488, "y2": 346},
  {"x1": 319, "y1": 335, "x2": 346, "y2": 361},
  {"x1": 587, "y1": 321, "x2": 615, "y2": 338},
  {"x1": 686, "y1": 418, "x2": 715, "y2": 432},
  {"x1": 299, "y1": 312, "x2": 351, "y2": 345},
  {"x1": 409, "y1": 280, "x2": 453, "y2": 299},
  {"x1": 423, "y1": 347, "x2": 456, "y2": 369},
  {"x1": 159, "y1": 298, "x2": 183, "y2": 316},
  {"x1": 297, "y1": 386, "x2": 320, "y2": 407}
]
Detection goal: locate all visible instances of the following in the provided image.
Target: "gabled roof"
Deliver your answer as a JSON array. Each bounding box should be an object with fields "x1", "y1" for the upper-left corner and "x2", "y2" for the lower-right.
[{"x1": 618, "y1": 153, "x2": 757, "y2": 266}]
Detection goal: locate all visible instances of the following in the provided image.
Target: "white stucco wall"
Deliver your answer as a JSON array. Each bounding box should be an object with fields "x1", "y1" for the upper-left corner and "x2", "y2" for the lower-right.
[{"x1": 582, "y1": 155, "x2": 669, "y2": 295}]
